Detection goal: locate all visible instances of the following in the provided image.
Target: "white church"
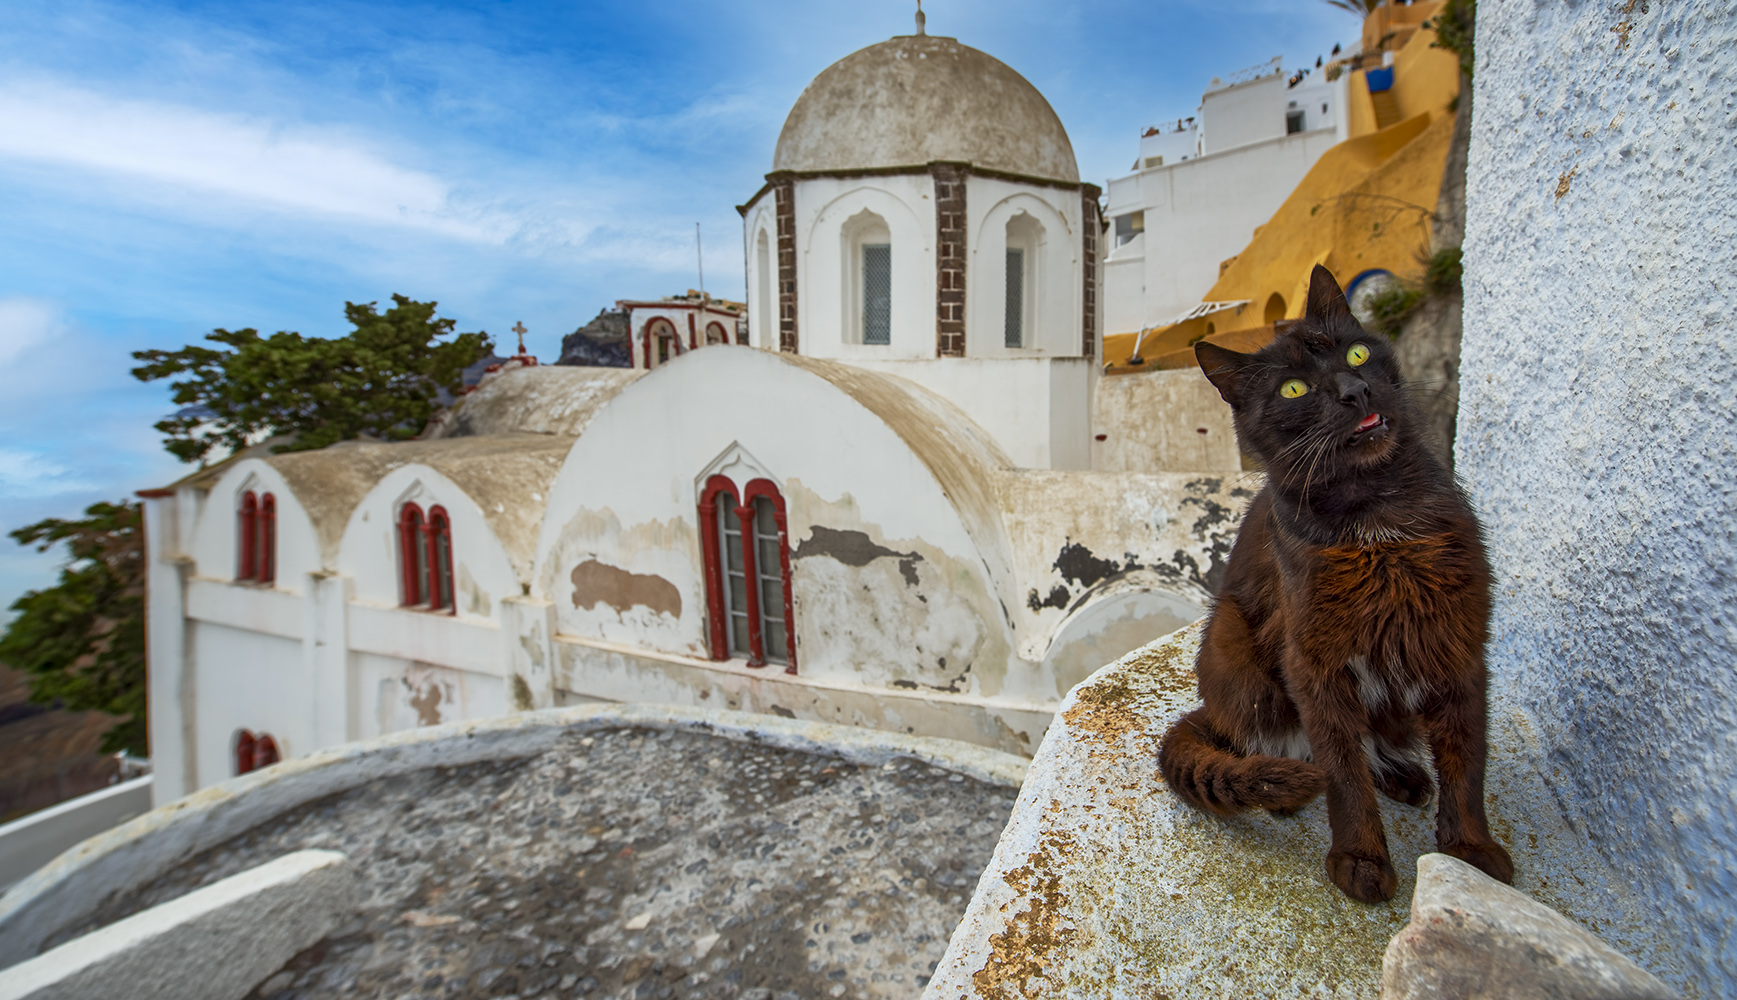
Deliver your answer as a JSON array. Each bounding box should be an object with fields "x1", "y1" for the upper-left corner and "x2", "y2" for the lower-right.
[{"x1": 138, "y1": 18, "x2": 1251, "y2": 805}]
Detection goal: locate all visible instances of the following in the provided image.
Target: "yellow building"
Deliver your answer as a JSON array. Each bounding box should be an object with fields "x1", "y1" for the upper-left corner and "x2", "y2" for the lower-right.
[{"x1": 1105, "y1": 1, "x2": 1462, "y2": 372}]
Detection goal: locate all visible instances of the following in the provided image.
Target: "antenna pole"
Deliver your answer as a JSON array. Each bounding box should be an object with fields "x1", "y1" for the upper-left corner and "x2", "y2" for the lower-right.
[{"x1": 695, "y1": 222, "x2": 706, "y2": 303}]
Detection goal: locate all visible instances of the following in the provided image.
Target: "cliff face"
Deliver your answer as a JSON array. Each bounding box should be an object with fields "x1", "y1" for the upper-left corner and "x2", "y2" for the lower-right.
[
  {"x1": 558, "y1": 309, "x2": 631, "y2": 368},
  {"x1": 0, "y1": 663, "x2": 120, "y2": 823}
]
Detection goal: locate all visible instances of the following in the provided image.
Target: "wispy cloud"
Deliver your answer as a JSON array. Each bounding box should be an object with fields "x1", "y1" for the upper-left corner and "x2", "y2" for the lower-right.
[
  {"x1": 0, "y1": 448, "x2": 98, "y2": 500},
  {"x1": 0, "y1": 80, "x2": 509, "y2": 241},
  {"x1": 0, "y1": 297, "x2": 62, "y2": 367}
]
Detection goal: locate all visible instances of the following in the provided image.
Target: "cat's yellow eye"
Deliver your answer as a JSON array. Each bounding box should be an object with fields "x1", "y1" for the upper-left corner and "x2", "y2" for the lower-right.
[
  {"x1": 1347, "y1": 343, "x2": 1370, "y2": 367},
  {"x1": 1280, "y1": 379, "x2": 1309, "y2": 399}
]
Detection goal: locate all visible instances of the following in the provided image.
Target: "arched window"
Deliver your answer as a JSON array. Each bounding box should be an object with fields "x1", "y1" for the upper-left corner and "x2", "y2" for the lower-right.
[
  {"x1": 237, "y1": 491, "x2": 258, "y2": 580},
  {"x1": 236, "y1": 490, "x2": 277, "y2": 584},
  {"x1": 644, "y1": 318, "x2": 680, "y2": 368},
  {"x1": 1264, "y1": 292, "x2": 1287, "y2": 325},
  {"x1": 398, "y1": 501, "x2": 455, "y2": 613},
  {"x1": 705, "y1": 321, "x2": 729, "y2": 345},
  {"x1": 843, "y1": 210, "x2": 892, "y2": 346},
  {"x1": 699, "y1": 475, "x2": 796, "y2": 672},
  {"x1": 1004, "y1": 214, "x2": 1042, "y2": 349},
  {"x1": 399, "y1": 502, "x2": 428, "y2": 606},
  {"x1": 233, "y1": 729, "x2": 281, "y2": 775}
]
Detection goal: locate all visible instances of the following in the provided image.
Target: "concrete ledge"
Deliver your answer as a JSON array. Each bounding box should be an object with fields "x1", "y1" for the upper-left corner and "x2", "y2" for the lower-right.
[
  {"x1": 0, "y1": 850, "x2": 358, "y2": 1000},
  {"x1": 0, "y1": 777, "x2": 153, "y2": 894},
  {"x1": 0, "y1": 702, "x2": 1026, "y2": 970},
  {"x1": 1382, "y1": 853, "x2": 1677, "y2": 1000}
]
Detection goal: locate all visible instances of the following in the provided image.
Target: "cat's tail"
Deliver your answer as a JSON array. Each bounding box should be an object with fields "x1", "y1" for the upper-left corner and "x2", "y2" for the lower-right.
[{"x1": 1158, "y1": 708, "x2": 1327, "y2": 815}]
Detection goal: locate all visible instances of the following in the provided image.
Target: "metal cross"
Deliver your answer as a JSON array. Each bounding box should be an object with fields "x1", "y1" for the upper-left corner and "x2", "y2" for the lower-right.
[{"x1": 512, "y1": 321, "x2": 528, "y2": 354}]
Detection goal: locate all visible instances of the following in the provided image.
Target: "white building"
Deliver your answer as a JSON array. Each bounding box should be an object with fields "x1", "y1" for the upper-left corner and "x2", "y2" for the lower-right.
[
  {"x1": 738, "y1": 29, "x2": 1101, "y2": 471},
  {"x1": 138, "y1": 21, "x2": 1247, "y2": 807},
  {"x1": 620, "y1": 293, "x2": 746, "y2": 370},
  {"x1": 1102, "y1": 57, "x2": 1350, "y2": 336}
]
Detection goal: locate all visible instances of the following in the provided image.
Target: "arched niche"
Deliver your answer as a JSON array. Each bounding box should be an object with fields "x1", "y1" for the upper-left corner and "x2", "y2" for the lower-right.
[
  {"x1": 968, "y1": 188, "x2": 1077, "y2": 356},
  {"x1": 337, "y1": 465, "x2": 517, "y2": 620},
  {"x1": 193, "y1": 459, "x2": 320, "y2": 593},
  {"x1": 746, "y1": 206, "x2": 776, "y2": 349},
  {"x1": 800, "y1": 180, "x2": 933, "y2": 360}
]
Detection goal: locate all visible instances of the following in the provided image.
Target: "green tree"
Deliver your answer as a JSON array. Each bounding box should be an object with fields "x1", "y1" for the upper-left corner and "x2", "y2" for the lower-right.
[
  {"x1": 0, "y1": 502, "x2": 147, "y2": 755},
  {"x1": 1429, "y1": 0, "x2": 1476, "y2": 78},
  {"x1": 132, "y1": 295, "x2": 492, "y2": 464},
  {"x1": 1322, "y1": 0, "x2": 1381, "y2": 16}
]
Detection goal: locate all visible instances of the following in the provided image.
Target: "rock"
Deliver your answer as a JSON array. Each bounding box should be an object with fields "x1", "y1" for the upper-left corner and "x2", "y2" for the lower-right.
[
  {"x1": 1381, "y1": 853, "x2": 1677, "y2": 1000},
  {"x1": 926, "y1": 624, "x2": 1687, "y2": 999}
]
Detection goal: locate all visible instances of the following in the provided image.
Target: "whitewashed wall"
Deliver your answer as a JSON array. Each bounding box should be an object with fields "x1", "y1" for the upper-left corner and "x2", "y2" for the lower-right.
[
  {"x1": 848, "y1": 357, "x2": 1091, "y2": 471},
  {"x1": 1458, "y1": 2, "x2": 1736, "y2": 995},
  {"x1": 532, "y1": 346, "x2": 1021, "y2": 698},
  {"x1": 1103, "y1": 94, "x2": 1344, "y2": 334}
]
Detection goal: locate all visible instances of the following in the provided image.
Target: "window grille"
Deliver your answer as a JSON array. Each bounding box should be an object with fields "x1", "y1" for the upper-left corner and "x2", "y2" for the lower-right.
[
  {"x1": 719, "y1": 499, "x2": 751, "y2": 656},
  {"x1": 429, "y1": 508, "x2": 453, "y2": 611},
  {"x1": 1005, "y1": 248, "x2": 1026, "y2": 348},
  {"x1": 862, "y1": 243, "x2": 891, "y2": 345},
  {"x1": 700, "y1": 475, "x2": 796, "y2": 672},
  {"x1": 754, "y1": 498, "x2": 787, "y2": 663}
]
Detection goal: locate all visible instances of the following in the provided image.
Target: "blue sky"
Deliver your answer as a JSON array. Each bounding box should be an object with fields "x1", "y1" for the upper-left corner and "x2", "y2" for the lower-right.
[{"x1": 0, "y1": 0, "x2": 1356, "y2": 616}]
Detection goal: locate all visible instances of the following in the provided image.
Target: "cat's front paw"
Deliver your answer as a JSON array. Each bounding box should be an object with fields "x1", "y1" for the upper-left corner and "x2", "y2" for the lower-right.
[
  {"x1": 1440, "y1": 839, "x2": 1514, "y2": 884},
  {"x1": 1326, "y1": 849, "x2": 1398, "y2": 903}
]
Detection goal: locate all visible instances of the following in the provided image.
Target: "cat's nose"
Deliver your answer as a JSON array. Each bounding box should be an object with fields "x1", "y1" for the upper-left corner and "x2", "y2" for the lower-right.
[{"x1": 1336, "y1": 373, "x2": 1369, "y2": 410}]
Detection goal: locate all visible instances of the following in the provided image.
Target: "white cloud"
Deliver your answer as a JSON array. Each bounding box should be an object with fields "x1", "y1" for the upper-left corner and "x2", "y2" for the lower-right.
[
  {"x1": 0, "y1": 448, "x2": 96, "y2": 500},
  {"x1": 0, "y1": 80, "x2": 509, "y2": 241},
  {"x1": 0, "y1": 297, "x2": 61, "y2": 367}
]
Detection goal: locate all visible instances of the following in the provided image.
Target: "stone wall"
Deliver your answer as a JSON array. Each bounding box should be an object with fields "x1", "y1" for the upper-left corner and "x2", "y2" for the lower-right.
[{"x1": 1459, "y1": 1, "x2": 1736, "y2": 994}]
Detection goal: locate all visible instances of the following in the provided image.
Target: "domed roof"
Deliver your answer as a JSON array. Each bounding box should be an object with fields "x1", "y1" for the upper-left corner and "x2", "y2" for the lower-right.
[{"x1": 773, "y1": 34, "x2": 1079, "y2": 184}]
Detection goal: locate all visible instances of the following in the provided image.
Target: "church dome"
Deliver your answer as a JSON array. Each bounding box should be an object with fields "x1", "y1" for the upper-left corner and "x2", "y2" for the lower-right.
[{"x1": 773, "y1": 34, "x2": 1079, "y2": 184}]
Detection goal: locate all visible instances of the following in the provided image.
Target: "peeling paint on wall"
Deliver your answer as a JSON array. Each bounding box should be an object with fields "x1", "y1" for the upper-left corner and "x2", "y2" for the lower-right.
[
  {"x1": 793, "y1": 525, "x2": 923, "y2": 586},
  {"x1": 570, "y1": 559, "x2": 682, "y2": 620},
  {"x1": 457, "y1": 563, "x2": 492, "y2": 617}
]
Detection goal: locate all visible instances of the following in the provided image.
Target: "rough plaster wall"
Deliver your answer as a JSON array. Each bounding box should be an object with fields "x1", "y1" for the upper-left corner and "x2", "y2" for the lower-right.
[{"x1": 1459, "y1": 1, "x2": 1736, "y2": 992}]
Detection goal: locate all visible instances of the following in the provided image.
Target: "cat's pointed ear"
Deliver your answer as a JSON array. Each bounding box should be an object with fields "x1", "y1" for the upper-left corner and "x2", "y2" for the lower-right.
[
  {"x1": 1196, "y1": 341, "x2": 1254, "y2": 407},
  {"x1": 1305, "y1": 264, "x2": 1351, "y2": 324}
]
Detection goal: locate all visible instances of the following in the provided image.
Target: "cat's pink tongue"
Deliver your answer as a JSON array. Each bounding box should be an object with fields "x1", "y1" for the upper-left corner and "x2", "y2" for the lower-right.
[{"x1": 1357, "y1": 413, "x2": 1382, "y2": 432}]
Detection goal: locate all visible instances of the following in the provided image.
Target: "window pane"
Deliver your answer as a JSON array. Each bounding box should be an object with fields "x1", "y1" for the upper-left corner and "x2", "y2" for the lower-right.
[
  {"x1": 862, "y1": 243, "x2": 891, "y2": 345},
  {"x1": 730, "y1": 609, "x2": 751, "y2": 654},
  {"x1": 763, "y1": 618, "x2": 788, "y2": 664},
  {"x1": 1005, "y1": 247, "x2": 1025, "y2": 348},
  {"x1": 435, "y1": 525, "x2": 452, "y2": 609},
  {"x1": 413, "y1": 524, "x2": 429, "y2": 605}
]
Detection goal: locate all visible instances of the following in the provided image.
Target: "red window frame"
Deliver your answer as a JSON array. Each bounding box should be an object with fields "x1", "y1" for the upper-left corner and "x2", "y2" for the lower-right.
[
  {"x1": 233, "y1": 729, "x2": 281, "y2": 775},
  {"x1": 705, "y1": 321, "x2": 730, "y2": 345},
  {"x1": 238, "y1": 491, "x2": 258, "y2": 580},
  {"x1": 238, "y1": 490, "x2": 277, "y2": 584},
  {"x1": 643, "y1": 318, "x2": 681, "y2": 369},
  {"x1": 259, "y1": 493, "x2": 276, "y2": 584},
  {"x1": 427, "y1": 505, "x2": 454, "y2": 613},
  {"x1": 698, "y1": 474, "x2": 796, "y2": 673},
  {"x1": 398, "y1": 501, "x2": 454, "y2": 614}
]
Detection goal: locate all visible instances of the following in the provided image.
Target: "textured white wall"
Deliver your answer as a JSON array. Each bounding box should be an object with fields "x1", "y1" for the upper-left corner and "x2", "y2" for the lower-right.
[{"x1": 1459, "y1": 1, "x2": 1736, "y2": 994}]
